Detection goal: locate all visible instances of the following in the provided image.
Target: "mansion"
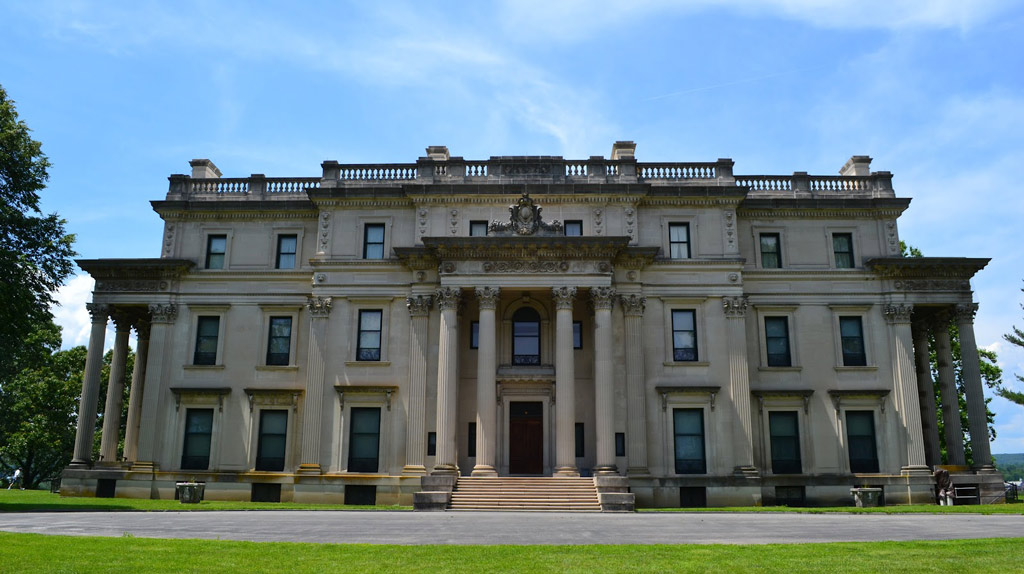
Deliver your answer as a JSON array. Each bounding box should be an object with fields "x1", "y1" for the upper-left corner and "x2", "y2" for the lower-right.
[{"x1": 62, "y1": 142, "x2": 1002, "y2": 508}]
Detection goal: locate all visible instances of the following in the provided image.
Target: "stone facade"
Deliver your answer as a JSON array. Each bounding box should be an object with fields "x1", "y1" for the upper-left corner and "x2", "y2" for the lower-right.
[{"x1": 62, "y1": 143, "x2": 1002, "y2": 507}]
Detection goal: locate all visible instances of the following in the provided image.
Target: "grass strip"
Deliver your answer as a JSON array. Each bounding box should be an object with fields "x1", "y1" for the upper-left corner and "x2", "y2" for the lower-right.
[{"x1": 0, "y1": 490, "x2": 409, "y2": 512}]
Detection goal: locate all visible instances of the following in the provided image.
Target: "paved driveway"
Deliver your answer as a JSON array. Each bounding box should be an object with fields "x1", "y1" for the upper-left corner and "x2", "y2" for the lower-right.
[{"x1": 3, "y1": 511, "x2": 1024, "y2": 545}]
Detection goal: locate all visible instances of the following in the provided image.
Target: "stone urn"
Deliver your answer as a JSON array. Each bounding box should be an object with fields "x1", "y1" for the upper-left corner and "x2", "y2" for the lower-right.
[
  {"x1": 176, "y1": 481, "x2": 205, "y2": 504},
  {"x1": 850, "y1": 487, "x2": 883, "y2": 508}
]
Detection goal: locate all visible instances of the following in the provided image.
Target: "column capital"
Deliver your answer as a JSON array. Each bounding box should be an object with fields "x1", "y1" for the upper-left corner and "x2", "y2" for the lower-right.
[
  {"x1": 954, "y1": 302, "x2": 978, "y2": 324},
  {"x1": 134, "y1": 318, "x2": 152, "y2": 341},
  {"x1": 306, "y1": 296, "x2": 333, "y2": 318},
  {"x1": 552, "y1": 286, "x2": 577, "y2": 310},
  {"x1": 884, "y1": 303, "x2": 914, "y2": 324},
  {"x1": 475, "y1": 287, "x2": 501, "y2": 310},
  {"x1": 86, "y1": 303, "x2": 110, "y2": 323},
  {"x1": 722, "y1": 295, "x2": 748, "y2": 318},
  {"x1": 619, "y1": 293, "x2": 646, "y2": 316},
  {"x1": 110, "y1": 310, "x2": 134, "y2": 332},
  {"x1": 435, "y1": 286, "x2": 462, "y2": 311},
  {"x1": 591, "y1": 286, "x2": 616, "y2": 310},
  {"x1": 406, "y1": 294, "x2": 433, "y2": 317},
  {"x1": 148, "y1": 303, "x2": 178, "y2": 324}
]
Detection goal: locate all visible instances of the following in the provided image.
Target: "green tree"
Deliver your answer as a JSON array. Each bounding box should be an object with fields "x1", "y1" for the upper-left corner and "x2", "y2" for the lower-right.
[
  {"x1": 1000, "y1": 282, "x2": 1024, "y2": 406},
  {"x1": 0, "y1": 84, "x2": 76, "y2": 383}
]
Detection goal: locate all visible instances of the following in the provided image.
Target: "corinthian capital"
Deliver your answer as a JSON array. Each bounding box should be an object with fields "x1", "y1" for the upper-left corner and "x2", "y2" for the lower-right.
[
  {"x1": 435, "y1": 287, "x2": 462, "y2": 311},
  {"x1": 306, "y1": 296, "x2": 333, "y2": 318},
  {"x1": 722, "y1": 296, "x2": 748, "y2": 318},
  {"x1": 954, "y1": 302, "x2": 978, "y2": 324},
  {"x1": 406, "y1": 294, "x2": 433, "y2": 317},
  {"x1": 591, "y1": 287, "x2": 616, "y2": 310},
  {"x1": 884, "y1": 303, "x2": 914, "y2": 324},
  {"x1": 148, "y1": 303, "x2": 178, "y2": 324},
  {"x1": 552, "y1": 286, "x2": 577, "y2": 310},
  {"x1": 475, "y1": 287, "x2": 501, "y2": 310},
  {"x1": 86, "y1": 303, "x2": 110, "y2": 324},
  {"x1": 619, "y1": 293, "x2": 646, "y2": 316}
]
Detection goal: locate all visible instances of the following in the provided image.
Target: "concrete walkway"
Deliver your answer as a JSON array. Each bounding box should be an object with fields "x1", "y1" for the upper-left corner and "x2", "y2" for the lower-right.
[{"x1": 2, "y1": 511, "x2": 1024, "y2": 545}]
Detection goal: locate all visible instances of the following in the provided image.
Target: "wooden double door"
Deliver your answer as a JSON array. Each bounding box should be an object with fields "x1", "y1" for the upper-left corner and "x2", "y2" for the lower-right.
[{"x1": 508, "y1": 401, "x2": 544, "y2": 475}]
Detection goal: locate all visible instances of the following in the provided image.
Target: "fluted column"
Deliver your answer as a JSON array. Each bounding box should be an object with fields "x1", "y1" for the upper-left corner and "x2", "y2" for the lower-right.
[
  {"x1": 553, "y1": 286, "x2": 579, "y2": 476},
  {"x1": 473, "y1": 287, "x2": 500, "y2": 476},
  {"x1": 955, "y1": 303, "x2": 995, "y2": 470},
  {"x1": 620, "y1": 293, "x2": 649, "y2": 475},
  {"x1": 134, "y1": 303, "x2": 177, "y2": 470},
  {"x1": 933, "y1": 314, "x2": 966, "y2": 466},
  {"x1": 884, "y1": 303, "x2": 928, "y2": 473},
  {"x1": 432, "y1": 287, "x2": 461, "y2": 475},
  {"x1": 592, "y1": 287, "x2": 617, "y2": 475},
  {"x1": 912, "y1": 317, "x2": 941, "y2": 467},
  {"x1": 723, "y1": 296, "x2": 757, "y2": 476},
  {"x1": 403, "y1": 294, "x2": 432, "y2": 475},
  {"x1": 71, "y1": 303, "x2": 109, "y2": 467},
  {"x1": 98, "y1": 312, "x2": 132, "y2": 463},
  {"x1": 122, "y1": 319, "x2": 150, "y2": 462},
  {"x1": 299, "y1": 296, "x2": 332, "y2": 474}
]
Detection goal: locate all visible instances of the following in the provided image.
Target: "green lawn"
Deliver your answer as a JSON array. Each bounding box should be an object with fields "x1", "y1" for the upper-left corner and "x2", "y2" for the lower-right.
[
  {"x1": 0, "y1": 532, "x2": 1020, "y2": 573},
  {"x1": 0, "y1": 490, "x2": 410, "y2": 512}
]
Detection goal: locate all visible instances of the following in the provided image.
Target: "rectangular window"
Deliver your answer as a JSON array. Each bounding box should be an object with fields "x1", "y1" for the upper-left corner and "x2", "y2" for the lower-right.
[
  {"x1": 255, "y1": 410, "x2": 288, "y2": 471},
  {"x1": 564, "y1": 220, "x2": 583, "y2": 237},
  {"x1": 769, "y1": 411, "x2": 802, "y2": 474},
  {"x1": 674, "y1": 408, "x2": 706, "y2": 474},
  {"x1": 839, "y1": 316, "x2": 867, "y2": 366},
  {"x1": 193, "y1": 316, "x2": 219, "y2": 366},
  {"x1": 615, "y1": 432, "x2": 626, "y2": 457},
  {"x1": 348, "y1": 407, "x2": 381, "y2": 473},
  {"x1": 470, "y1": 220, "x2": 488, "y2": 237},
  {"x1": 205, "y1": 235, "x2": 226, "y2": 269},
  {"x1": 276, "y1": 234, "x2": 297, "y2": 269},
  {"x1": 468, "y1": 422, "x2": 477, "y2": 457},
  {"x1": 764, "y1": 317, "x2": 791, "y2": 367},
  {"x1": 357, "y1": 310, "x2": 383, "y2": 361},
  {"x1": 573, "y1": 321, "x2": 582, "y2": 349},
  {"x1": 760, "y1": 233, "x2": 781, "y2": 268},
  {"x1": 363, "y1": 224, "x2": 385, "y2": 259},
  {"x1": 470, "y1": 321, "x2": 479, "y2": 349},
  {"x1": 427, "y1": 432, "x2": 437, "y2": 456},
  {"x1": 266, "y1": 317, "x2": 292, "y2": 366},
  {"x1": 846, "y1": 410, "x2": 879, "y2": 473},
  {"x1": 833, "y1": 233, "x2": 854, "y2": 268},
  {"x1": 575, "y1": 422, "x2": 585, "y2": 458},
  {"x1": 181, "y1": 408, "x2": 213, "y2": 470},
  {"x1": 671, "y1": 310, "x2": 698, "y2": 362},
  {"x1": 669, "y1": 223, "x2": 690, "y2": 259}
]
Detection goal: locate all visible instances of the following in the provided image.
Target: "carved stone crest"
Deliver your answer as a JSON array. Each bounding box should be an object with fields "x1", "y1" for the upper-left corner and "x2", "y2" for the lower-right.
[
  {"x1": 306, "y1": 296, "x2": 333, "y2": 318},
  {"x1": 489, "y1": 192, "x2": 563, "y2": 236}
]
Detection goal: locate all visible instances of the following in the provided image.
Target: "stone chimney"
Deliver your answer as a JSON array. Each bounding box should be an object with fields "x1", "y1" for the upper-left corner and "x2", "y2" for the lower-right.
[
  {"x1": 190, "y1": 159, "x2": 222, "y2": 179},
  {"x1": 425, "y1": 146, "x2": 450, "y2": 161},
  {"x1": 839, "y1": 156, "x2": 872, "y2": 176},
  {"x1": 610, "y1": 141, "x2": 636, "y2": 160}
]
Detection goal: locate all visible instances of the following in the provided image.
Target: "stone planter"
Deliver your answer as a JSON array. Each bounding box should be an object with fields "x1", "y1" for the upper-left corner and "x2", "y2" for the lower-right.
[
  {"x1": 850, "y1": 487, "x2": 883, "y2": 508},
  {"x1": 176, "y1": 482, "x2": 205, "y2": 504}
]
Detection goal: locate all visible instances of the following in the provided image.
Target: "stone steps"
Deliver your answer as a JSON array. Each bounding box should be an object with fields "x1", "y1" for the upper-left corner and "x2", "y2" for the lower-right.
[{"x1": 449, "y1": 477, "x2": 601, "y2": 512}]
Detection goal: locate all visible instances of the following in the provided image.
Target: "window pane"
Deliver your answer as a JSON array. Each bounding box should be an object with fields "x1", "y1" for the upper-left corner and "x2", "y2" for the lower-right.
[
  {"x1": 840, "y1": 317, "x2": 862, "y2": 337},
  {"x1": 349, "y1": 407, "x2": 381, "y2": 472},
  {"x1": 565, "y1": 221, "x2": 583, "y2": 236},
  {"x1": 278, "y1": 235, "x2": 297, "y2": 253},
  {"x1": 470, "y1": 321, "x2": 479, "y2": 349},
  {"x1": 573, "y1": 321, "x2": 582, "y2": 349},
  {"x1": 674, "y1": 410, "x2": 702, "y2": 433},
  {"x1": 765, "y1": 317, "x2": 787, "y2": 337},
  {"x1": 261, "y1": 411, "x2": 288, "y2": 434},
  {"x1": 270, "y1": 317, "x2": 291, "y2": 337},
  {"x1": 673, "y1": 408, "x2": 705, "y2": 474},
  {"x1": 206, "y1": 236, "x2": 226, "y2": 269},
  {"x1": 760, "y1": 233, "x2": 781, "y2": 268},
  {"x1": 669, "y1": 224, "x2": 689, "y2": 242},
  {"x1": 470, "y1": 221, "x2": 488, "y2": 236},
  {"x1": 198, "y1": 317, "x2": 219, "y2": 336},
  {"x1": 514, "y1": 336, "x2": 540, "y2": 355},
  {"x1": 186, "y1": 410, "x2": 213, "y2": 433},
  {"x1": 360, "y1": 311, "x2": 382, "y2": 331},
  {"x1": 365, "y1": 225, "x2": 384, "y2": 243},
  {"x1": 673, "y1": 311, "x2": 694, "y2": 330}
]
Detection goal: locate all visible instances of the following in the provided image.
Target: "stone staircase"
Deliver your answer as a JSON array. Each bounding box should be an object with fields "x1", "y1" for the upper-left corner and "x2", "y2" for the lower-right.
[{"x1": 449, "y1": 476, "x2": 602, "y2": 511}]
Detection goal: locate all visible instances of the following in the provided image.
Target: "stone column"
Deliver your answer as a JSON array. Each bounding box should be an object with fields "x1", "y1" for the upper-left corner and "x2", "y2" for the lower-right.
[
  {"x1": 299, "y1": 296, "x2": 332, "y2": 474},
  {"x1": 723, "y1": 296, "x2": 757, "y2": 476},
  {"x1": 70, "y1": 303, "x2": 109, "y2": 467},
  {"x1": 432, "y1": 287, "x2": 461, "y2": 475},
  {"x1": 403, "y1": 294, "x2": 432, "y2": 475},
  {"x1": 134, "y1": 303, "x2": 177, "y2": 469},
  {"x1": 98, "y1": 312, "x2": 133, "y2": 463},
  {"x1": 592, "y1": 287, "x2": 617, "y2": 475},
  {"x1": 553, "y1": 286, "x2": 579, "y2": 476},
  {"x1": 620, "y1": 293, "x2": 649, "y2": 475},
  {"x1": 911, "y1": 317, "x2": 941, "y2": 467},
  {"x1": 884, "y1": 303, "x2": 928, "y2": 473},
  {"x1": 473, "y1": 287, "x2": 500, "y2": 476},
  {"x1": 933, "y1": 314, "x2": 966, "y2": 466},
  {"x1": 122, "y1": 319, "x2": 150, "y2": 462},
  {"x1": 955, "y1": 303, "x2": 996, "y2": 471}
]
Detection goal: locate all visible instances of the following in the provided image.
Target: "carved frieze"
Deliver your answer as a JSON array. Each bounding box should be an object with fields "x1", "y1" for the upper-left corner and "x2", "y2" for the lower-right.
[
  {"x1": 95, "y1": 279, "x2": 168, "y2": 292},
  {"x1": 893, "y1": 279, "x2": 971, "y2": 292},
  {"x1": 436, "y1": 260, "x2": 614, "y2": 275},
  {"x1": 406, "y1": 294, "x2": 433, "y2": 317},
  {"x1": 475, "y1": 287, "x2": 500, "y2": 310},
  {"x1": 883, "y1": 303, "x2": 914, "y2": 324},
  {"x1": 722, "y1": 296, "x2": 748, "y2": 318},
  {"x1": 148, "y1": 303, "x2": 177, "y2": 324},
  {"x1": 306, "y1": 296, "x2": 333, "y2": 318},
  {"x1": 552, "y1": 286, "x2": 577, "y2": 310},
  {"x1": 591, "y1": 287, "x2": 616, "y2": 310}
]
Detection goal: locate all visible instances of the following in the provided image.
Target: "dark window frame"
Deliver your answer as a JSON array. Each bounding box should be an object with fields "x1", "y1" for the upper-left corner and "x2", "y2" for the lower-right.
[
  {"x1": 615, "y1": 432, "x2": 626, "y2": 457},
  {"x1": 572, "y1": 321, "x2": 583, "y2": 349},
  {"x1": 469, "y1": 220, "x2": 489, "y2": 237},
  {"x1": 575, "y1": 422, "x2": 585, "y2": 458},
  {"x1": 671, "y1": 309, "x2": 698, "y2": 362},
  {"x1": 255, "y1": 409, "x2": 288, "y2": 472},
  {"x1": 839, "y1": 316, "x2": 867, "y2": 366},
  {"x1": 512, "y1": 307, "x2": 541, "y2": 366},
  {"x1": 205, "y1": 234, "x2": 227, "y2": 269},
  {"x1": 673, "y1": 408, "x2": 706, "y2": 474},
  {"x1": 357, "y1": 309, "x2": 383, "y2": 361},
  {"x1": 275, "y1": 234, "x2": 298, "y2": 269},
  {"x1": 468, "y1": 422, "x2": 477, "y2": 457},
  {"x1": 348, "y1": 407, "x2": 381, "y2": 473},
  {"x1": 193, "y1": 316, "x2": 220, "y2": 366},
  {"x1": 266, "y1": 316, "x2": 292, "y2": 366},
  {"x1": 470, "y1": 321, "x2": 479, "y2": 350},
  {"x1": 846, "y1": 410, "x2": 879, "y2": 473},
  {"x1": 564, "y1": 220, "x2": 583, "y2": 237},
  {"x1": 764, "y1": 316, "x2": 792, "y2": 367},
  {"x1": 769, "y1": 411, "x2": 802, "y2": 474},
  {"x1": 181, "y1": 408, "x2": 214, "y2": 470},
  {"x1": 363, "y1": 223, "x2": 386, "y2": 259},
  {"x1": 833, "y1": 233, "x2": 855, "y2": 269},
  {"x1": 760, "y1": 233, "x2": 782, "y2": 269},
  {"x1": 669, "y1": 222, "x2": 691, "y2": 259}
]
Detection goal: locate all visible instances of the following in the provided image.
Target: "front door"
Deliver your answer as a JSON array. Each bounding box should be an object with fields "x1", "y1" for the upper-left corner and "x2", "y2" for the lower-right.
[{"x1": 509, "y1": 401, "x2": 544, "y2": 475}]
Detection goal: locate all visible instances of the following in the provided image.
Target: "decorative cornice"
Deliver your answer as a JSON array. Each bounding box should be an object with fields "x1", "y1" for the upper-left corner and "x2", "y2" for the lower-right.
[
  {"x1": 476, "y1": 287, "x2": 501, "y2": 310},
  {"x1": 619, "y1": 293, "x2": 646, "y2": 316},
  {"x1": 883, "y1": 303, "x2": 914, "y2": 324},
  {"x1": 954, "y1": 302, "x2": 978, "y2": 324},
  {"x1": 78, "y1": 259, "x2": 193, "y2": 292},
  {"x1": 655, "y1": 385, "x2": 721, "y2": 411},
  {"x1": 86, "y1": 303, "x2": 110, "y2": 323},
  {"x1": 865, "y1": 257, "x2": 989, "y2": 284},
  {"x1": 148, "y1": 303, "x2": 178, "y2": 324},
  {"x1": 591, "y1": 287, "x2": 616, "y2": 310},
  {"x1": 615, "y1": 247, "x2": 660, "y2": 270},
  {"x1": 406, "y1": 294, "x2": 433, "y2": 317},
  {"x1": 828, "y1": 389, "x2": 890, "y2": 413},
  {"x1": 722, "y1": 296, "x2": 748, "y2": 318},
  {"x1": 306, "y1": 296, "x2": 333, "y2": 318},
  {"x1": 551, "y1": 286, "x2": 577, "y2": 310},
  {"x1": 435, "y1": 286, "x2": 462, "y2": 311}
]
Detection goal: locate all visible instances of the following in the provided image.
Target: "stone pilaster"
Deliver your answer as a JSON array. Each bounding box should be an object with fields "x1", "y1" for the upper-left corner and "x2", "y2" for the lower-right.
[
  {"x1": 70, "y1": 303, "x2": 109, "y2": 467},
  {"x1": 933, "y1": 314, "x2": 966, "y2": 466},
  {"x1": 122, "y1": 319, "x2": 150, "y2": 462},
  {"x1": 472, "y1": 287, "x2": 500, "y2": 476},
  {"x1": 134, "y1": 303, "x2": 177, "y2": 470},
  {"x1": 884, "y1": 303, "x2": 928, "y2": 473},
  {"x1": 911, "y1": 317, "x2": 941, "y2": 467},
  {"x1": 553, "y1": 286, "x2": 579, "y2": 476},
  {"x1": 432, "y1": 287, "x2": 461, "y2": 475},
  {"x1": 619, "y1": 293, "x2": 649, "y2": 475},
  {"x1": 723, "y1": 296, "x2": 757, "y2": 477},
  {"x1": 99, "y1": 311, "x2": 133, "y2": 464},
  {"x1": 299, "y1": 296, "x2": 332, "y2": 474},
  {"x1": 591, "y1": 287, "x2": 617, "y2": 475},
  {"x1": 403, "y1": 294, "x2": 432, "y2": 475},
  {"x1": 955, "y1": 303, "x2": 995, "y2": 471}
]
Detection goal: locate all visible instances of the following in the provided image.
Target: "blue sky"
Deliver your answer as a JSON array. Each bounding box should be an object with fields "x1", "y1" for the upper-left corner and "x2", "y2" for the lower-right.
[{"x1": 3, "y1": 0, "x2": 1023, "y2": 453}]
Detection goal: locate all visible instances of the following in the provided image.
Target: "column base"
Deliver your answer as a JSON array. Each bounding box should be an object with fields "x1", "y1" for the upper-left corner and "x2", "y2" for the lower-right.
[
  {"x1": 431, "y1": 464, "x2": 459, "y2": 476},
  {"x1": 554, "y1": 466, "x2": 580, "y2": 477},
  {"x1": 592, "y1": 465, "x2": 619, "y2": 476},
  {"x1": 297, "y1": 463, "x2": 322, "y2": 475},
  {"x1": 68, "y1": 459, "x2": 92, "y2": 469},
  {"x1": 471, "y1": 465, "x2": 498, "y2": 477},
  {"x1": 402, "y1": 465, "x2": 428, "y2": 476},
  {"x1": 973, "y1": 464, "x2": 1000, "y2": 474},
  {"x1": 733, "y1": 465, "x2": 760, "y2": 478},
  {"x1": 626, "y1": 467, "x2": 650, "y2": 477},
  {"x1": 901, "y1": 464, "x2": 932, "y2": 476}
]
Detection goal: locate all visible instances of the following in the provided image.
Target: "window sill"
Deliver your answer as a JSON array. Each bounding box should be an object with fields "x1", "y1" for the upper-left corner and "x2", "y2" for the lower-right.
[
  {"x1": 834, "y1": 366, "x2": 878, "y2": 372},
  {"x1": 184, "y1": 364, "x2": 226, "y2": 370},
  {"x1": 345, "y1": 361, "x2": 392, "y2": 367},
  {"x1": 255, "y1": 365, "x2": 299, "y2": 372},
  {"x1": 758, "y1": 366, "x2": 802, "y2": 372},
  {"x1": 663, "y1": 361, "x2": 710, "y2": 367}
]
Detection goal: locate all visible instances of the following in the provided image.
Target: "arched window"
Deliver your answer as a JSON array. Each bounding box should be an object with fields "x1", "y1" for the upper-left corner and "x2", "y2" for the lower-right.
[{"x1": 512, "y1": 307, "x2": 541, "y2": 365}]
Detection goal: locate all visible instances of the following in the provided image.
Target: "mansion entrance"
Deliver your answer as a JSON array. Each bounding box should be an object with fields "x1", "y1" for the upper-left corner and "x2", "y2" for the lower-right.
[{"x1": 508, "y1": 402, "x2": 544, "y2": 475}]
